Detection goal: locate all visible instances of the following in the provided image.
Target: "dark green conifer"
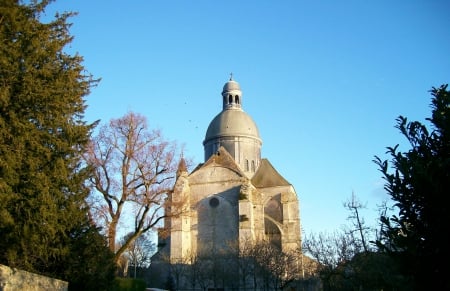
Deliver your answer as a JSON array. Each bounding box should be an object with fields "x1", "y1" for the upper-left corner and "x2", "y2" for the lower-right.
[{"x1": 0, "y1": 1, "x2": 114, "y2": 289}]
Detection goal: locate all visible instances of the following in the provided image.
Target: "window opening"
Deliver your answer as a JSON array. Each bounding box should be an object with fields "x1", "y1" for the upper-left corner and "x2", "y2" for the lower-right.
[{"x1": 209, "y1": 197, "x2": 219, "y2": 208}]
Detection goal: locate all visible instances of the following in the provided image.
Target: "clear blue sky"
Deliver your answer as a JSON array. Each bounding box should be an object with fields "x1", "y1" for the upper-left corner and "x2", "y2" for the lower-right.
[{"x1": 44, "y1": 1, "x2": 449, "y2": 238}]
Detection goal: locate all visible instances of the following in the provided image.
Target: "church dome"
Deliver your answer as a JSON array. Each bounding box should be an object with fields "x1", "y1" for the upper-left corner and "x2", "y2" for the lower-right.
[
  {"x1": 204, "y1": 110, "x2": 261, "y2": 143},
  {"x1": 222, "y1": 79, "x2": 241, "y2": 93},
  {"x1": 203, "y1": 76, "x2": 262, "y2": 177}
]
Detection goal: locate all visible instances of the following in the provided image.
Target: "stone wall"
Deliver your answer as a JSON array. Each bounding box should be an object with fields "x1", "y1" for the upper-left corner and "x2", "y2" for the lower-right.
[{"x1": 0, "y1": 264, "x2": 68, "y2": 291}]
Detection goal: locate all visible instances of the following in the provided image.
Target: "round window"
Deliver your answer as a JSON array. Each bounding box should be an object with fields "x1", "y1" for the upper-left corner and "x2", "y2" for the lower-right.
[{"x1": 209, "y1": 197, "x2": 219, "y2": 208}]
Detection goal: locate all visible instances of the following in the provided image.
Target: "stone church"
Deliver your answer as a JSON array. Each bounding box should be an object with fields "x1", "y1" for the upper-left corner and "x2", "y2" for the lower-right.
[{"x1": 150, "y1": 77, "x2": 303, "y2": 287}]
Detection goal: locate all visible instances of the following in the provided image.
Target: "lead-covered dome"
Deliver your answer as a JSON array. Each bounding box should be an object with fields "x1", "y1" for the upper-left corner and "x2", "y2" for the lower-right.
[
  {"x1": 204, "y1": 110, "x2": 260, "y2": 142},
  {"x1": 222, "y1": 79, "x2": 241, "y2": 93},
  {"x1": 203, "y1": 77, "x2": 262, "y2": 177}
]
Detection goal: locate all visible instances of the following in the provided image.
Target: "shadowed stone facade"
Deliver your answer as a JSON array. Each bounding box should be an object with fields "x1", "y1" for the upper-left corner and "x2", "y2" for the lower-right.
[
  {"x1": 150, "y1": 77, "x2": 302, "y2": 288},
  {"x1": 169, "y1": 148, "x2": 301, "y2": 261}
]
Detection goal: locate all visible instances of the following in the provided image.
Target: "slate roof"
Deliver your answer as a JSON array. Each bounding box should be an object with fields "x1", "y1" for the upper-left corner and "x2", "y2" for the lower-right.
[{"x1": 251, "y1": 158, "x2": 291, "y2": 188}]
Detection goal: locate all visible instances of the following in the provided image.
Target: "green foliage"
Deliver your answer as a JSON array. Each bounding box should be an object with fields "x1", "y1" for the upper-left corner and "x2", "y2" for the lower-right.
[
  {"x1": 0, "y1": 0, "x2": 114, "y2": 288},
  {"x1": 374, "y1": 84, "x2": 450, "y2": 290},
  {"x1": 320, "y1": 252, "x2": 412, "y2": 291},
  {"x1": 112, "y1": 278, "x2": 147, "y2": 291},
  {"x1": 64, "y1": 225, "x2": 116, "y2": 291}
]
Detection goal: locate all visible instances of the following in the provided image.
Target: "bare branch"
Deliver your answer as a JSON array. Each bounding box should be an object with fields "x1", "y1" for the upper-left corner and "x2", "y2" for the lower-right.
[{"x1": 84, "y1": 111, "x2": 183, "y2": 264}]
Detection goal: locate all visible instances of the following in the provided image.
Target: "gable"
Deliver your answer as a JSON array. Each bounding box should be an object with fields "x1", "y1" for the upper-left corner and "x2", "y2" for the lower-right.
[{"x1": 188, "y1": 146, "x2": 246, "y2": 184}]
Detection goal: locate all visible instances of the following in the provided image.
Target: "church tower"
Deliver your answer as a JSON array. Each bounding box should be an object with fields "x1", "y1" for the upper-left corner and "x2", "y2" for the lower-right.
[{"x1": 203, "y1": 76, "x2": 262, "y2": 178}]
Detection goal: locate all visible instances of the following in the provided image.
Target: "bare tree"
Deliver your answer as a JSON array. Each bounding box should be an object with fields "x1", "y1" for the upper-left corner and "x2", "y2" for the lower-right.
[
  {"x1": 116, "y1": 253, "x2": 129, "y2": 277},
  {"x1": 121, "y1": 232, "x2": 155, "y2": 278},
  {"x1": 304, "y1": 192, "x2": 376, "y2": 272},
  {"x1": 184, "y1": 251, "x2": 202, "y2": 290},
  {"x1": 343, "y1": 192, "x2": 372, "y2": 252},
  {"x1": 302, "y1": 230, "x2": 355, "y2": 272},
  {"x1": 160, "y1": 252, "x2": 190, "y2": 290},
  {"x1": 251, "y1": 241, "x2": 300, "y2": 290},
  {"x1": 195, "y1": 255, "x2": 213, "y2": 291},
  {"x1": 84, "y1": 112, "x2": 183, "y2": 264},
  {"x1": 231, "y1": 238, "x2": 257, "y2": 290}
]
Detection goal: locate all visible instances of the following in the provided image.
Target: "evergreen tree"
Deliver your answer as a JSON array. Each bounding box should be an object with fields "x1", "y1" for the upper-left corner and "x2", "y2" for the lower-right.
[
  {"x1": 374, "y1": 84, "x2": 450, "y2": 290},
  {"x1": 0, "y1": 0, "x2": 115, "y2": 288},
  {"x1": 62, "y1": 224, "x2": 116, "y2": 291}
]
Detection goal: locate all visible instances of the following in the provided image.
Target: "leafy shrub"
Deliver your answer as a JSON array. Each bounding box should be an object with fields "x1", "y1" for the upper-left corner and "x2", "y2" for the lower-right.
[{"x1": 112, "y1": 277, "x2": 147, "y2": 291}]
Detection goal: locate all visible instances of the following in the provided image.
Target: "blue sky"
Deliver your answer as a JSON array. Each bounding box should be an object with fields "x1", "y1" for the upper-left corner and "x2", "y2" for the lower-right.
[{"x1": 44, "y1": 1, "x2": 450, "y2": 238}]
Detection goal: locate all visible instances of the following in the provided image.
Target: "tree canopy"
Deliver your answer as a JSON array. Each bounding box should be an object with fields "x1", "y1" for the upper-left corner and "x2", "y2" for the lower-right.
[
  {"x1": 374, "y1": 84, "x2": 450, "y2": 290},
  {"x1": 0, "y1": 0, "x2": 114, "y2": 288},
  {"x1": 85, "y1": 111, "x2": 181, "y2": 265}
]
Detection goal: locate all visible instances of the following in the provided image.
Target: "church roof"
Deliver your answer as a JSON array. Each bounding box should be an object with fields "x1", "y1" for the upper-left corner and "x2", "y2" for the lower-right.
[
  {"x1": 192, "y1": 146, "x2": 246, "y2": 177},
  {"x1": 251, "y1": 158, "x2": 291, "y2": 188},
  {"x1": 176, "y1": 157, "x2": 188, "y2": 177},
  {"x1": 222, "y1": 78, "x2": 241, "y2": 94},
  {"x1": 204, "y1": 109, "x2": 261, "y2": 144},
  {"x1": 203, "y1": 77, "x2": 261, "y2": 146}
]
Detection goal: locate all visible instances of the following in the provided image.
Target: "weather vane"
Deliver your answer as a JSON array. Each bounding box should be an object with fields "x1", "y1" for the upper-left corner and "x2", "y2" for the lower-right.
[{"x1": 229, "y1": 72, "x2": 233, "y2": 81}]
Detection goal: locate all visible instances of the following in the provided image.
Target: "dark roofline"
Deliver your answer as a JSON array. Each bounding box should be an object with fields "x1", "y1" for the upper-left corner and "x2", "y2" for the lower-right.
[{"x1": 251, "y1": 158, "x2": 291, "y2": 188}]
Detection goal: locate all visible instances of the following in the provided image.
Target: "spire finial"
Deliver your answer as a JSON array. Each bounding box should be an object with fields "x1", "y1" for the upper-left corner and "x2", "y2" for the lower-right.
[{"x1": 229, "y1": 72, "x2": 233, "y2": 81}]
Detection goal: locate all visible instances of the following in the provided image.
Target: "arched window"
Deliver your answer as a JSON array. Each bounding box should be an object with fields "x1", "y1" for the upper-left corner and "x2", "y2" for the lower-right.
[
  {"x1": 251, "y1": 160, "x2": 255, "y2": 172},
  {"x1": 228, "y1": 94, "x2": 232, "y2": 104},
  {"x1": 265, "y1": 195, "x2": 282, "y2": 223},
  {"x1": 235, "y1": 95, "x2": 240, "y2": 104},
  {"x1": 264, "y1": 194, "x2": 283, "y2": 249},
  {"x1": 245, "y1": 159, "x2": 249, "y2": 171},
  {"x1": 264, "y1": 219, "x2": 281, "y2": 249}
]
